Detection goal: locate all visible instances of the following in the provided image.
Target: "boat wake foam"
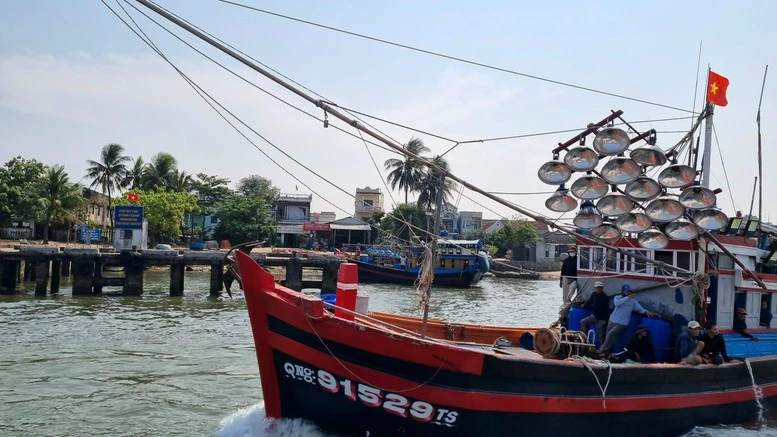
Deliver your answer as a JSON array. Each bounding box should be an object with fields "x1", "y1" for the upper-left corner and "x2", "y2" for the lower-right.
[{"x1": 215, "y1": 402, "x2": 332, "y2": 437}]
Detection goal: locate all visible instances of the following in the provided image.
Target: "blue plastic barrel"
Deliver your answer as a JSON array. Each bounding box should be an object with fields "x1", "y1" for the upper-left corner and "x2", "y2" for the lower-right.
[
  {"x1": 612, "y1": 313, "x2": 641, "y2": 354},
  {"x1": 640, "y1": 316, "x2": 671, "y2": 362},
  {"x1": 568, "y1": 307, "x2": 592, "y2": 332},
  {"x1": 320, "y1": 293, "x2": 336, "y2": 305}
]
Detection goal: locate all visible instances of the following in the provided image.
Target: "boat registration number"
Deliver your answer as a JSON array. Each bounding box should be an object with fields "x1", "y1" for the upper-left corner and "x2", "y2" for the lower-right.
[{"x1": 282, "y1": 361, "x2": 459, "y2": 427}]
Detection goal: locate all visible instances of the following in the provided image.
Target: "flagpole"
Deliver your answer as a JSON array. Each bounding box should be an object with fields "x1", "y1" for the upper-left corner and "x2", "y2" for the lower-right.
[{"x1": 701, "y1": 66, "x2": 714, "y2": 189}]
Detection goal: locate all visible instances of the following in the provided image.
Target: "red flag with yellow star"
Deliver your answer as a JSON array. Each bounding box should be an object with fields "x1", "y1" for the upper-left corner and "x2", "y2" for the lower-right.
[{"x1": 706, "y1": 70, "x2": 729, "y2": 106}]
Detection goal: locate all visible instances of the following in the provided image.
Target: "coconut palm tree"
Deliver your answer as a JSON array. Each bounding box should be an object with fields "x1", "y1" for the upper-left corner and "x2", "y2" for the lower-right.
[
  {"x1": 170, "y1": 169, "x2": 193, "y2": 193},
  {"x1": 85, "y1": 143, "x2": 130, "y2": 233},
  {"x1": 143, "y1": 152, "x2": 178, "y2": 190},
  {"x1": 416, "y1": 155, "x2": 458, "y2": 212},
  {"x1": 384, "y1": 137, "x2": 430, "y2": 204},
  {"x1": 122, "y1": 156, "x2": 146, "y2": 190},
  {"x1": 38, "y1": 165, "x2": 85, "y2": 243}
]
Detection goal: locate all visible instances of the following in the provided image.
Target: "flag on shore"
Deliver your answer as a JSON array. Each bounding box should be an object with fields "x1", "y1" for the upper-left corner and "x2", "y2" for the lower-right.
[{"x1": 706, "y1": 70, "x2": 729, "y2": 107}]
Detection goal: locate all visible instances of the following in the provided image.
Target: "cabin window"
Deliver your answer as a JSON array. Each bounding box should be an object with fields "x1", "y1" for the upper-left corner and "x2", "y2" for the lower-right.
[
  {"x1": 579, "y1": 247, "x2": 591, "y2": 270},
  {"x1": 717, "y1": 254, "x2": 735, "y2": 270},
  {"x1": 654, "y1": 250, "x2": 674, "y2": 276},
  {"x1": 592, "y1": 248, "x2": 606, "y2": 270},
  {"x1": 676, "y1": 251, "x2": 691, "y2": 272},
  {"x1": 606, "y1": 250, "x2": 618, "y2": 272}
]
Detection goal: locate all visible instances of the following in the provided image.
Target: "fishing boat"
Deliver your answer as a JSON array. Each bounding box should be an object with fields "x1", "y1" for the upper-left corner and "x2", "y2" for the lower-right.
[
  {"x1": 345, "y1": 239, "x2": 489, "y2": 287},
  {"x1": 235, "y1": 250, "x2": 777, "y2": 437},
  {"x1": 132, "y1": 2, "x2": 777, "y2": 434}
]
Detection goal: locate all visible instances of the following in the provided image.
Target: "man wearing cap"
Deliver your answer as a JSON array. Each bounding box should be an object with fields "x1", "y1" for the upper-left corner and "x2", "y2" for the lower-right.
[
  {"x1": 598, "y1": 284, "x2": 655, "y2": 357},
  {"x1": 580, "y1": 281, "x2": 609, "y2": 345},
  {"x1": 560, "y1": 245, "x2": 578, "y2": 304},
  {"x1": 734, "y1": 307, "x2": 760, "y2": 341},
  {"x1": 609, "y1": 324, "x2": 656, "y2": 363},
  {"x1": 676, "y1": 321, "x2": 705, "y2": 365}
]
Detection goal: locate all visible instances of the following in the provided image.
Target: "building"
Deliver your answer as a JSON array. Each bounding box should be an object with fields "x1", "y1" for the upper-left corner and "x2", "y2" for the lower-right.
[
  {"x1": 354, "y1": 187, "x2": 384, "y2": 222},
  {"x1": 276, "y1": 193, "x2": 312, "y2": 247},
  {"x1": 329, "y1": 216, "x2": 372, "y2": 248},
  {"x1": 457, "y1": 211, "x2": 483, "y2": 236}
]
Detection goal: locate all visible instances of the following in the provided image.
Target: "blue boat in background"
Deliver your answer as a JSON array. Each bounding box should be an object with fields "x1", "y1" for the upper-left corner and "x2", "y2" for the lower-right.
[{"x1": 345, "y1": 239, "x2": 489, "y2": 287}]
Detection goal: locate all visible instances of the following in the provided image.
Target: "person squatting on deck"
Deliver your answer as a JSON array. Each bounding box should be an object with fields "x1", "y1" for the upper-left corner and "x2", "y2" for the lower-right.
[
  {"x1": 700, "y1": 321, "x2": 731, "y2": 365},
  {"x1": 560, "y1": 245, "x2": 578, "y2": 304},
  {"x1": 597, "y1": 284, "x2": 655, "y2": 357},
  {"x1": 734, "y1": 307, "x2": 760, "y2": 342},
  {"x1": 608, "y1": 324, "x2": 655, "y2": 363},
  {"x1": 580, "y1": 281, "x2": 609, "y2": 345},
  {"x1": 676, "y1": 321, "x2": 705, "y2": 365}
]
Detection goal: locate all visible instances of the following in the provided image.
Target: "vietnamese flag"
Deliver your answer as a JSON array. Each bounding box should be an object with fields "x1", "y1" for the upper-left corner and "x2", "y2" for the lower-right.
[
  {"x1": 127, "y1": 192, "x2": 140, "y2": 202},
  {"x1": 706, "y1": 70, "x2": 729, "y2": 107}
]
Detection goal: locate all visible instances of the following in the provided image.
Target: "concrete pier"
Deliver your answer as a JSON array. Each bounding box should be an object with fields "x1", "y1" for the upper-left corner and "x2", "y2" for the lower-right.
[{"x1": 0, "y1": 245, "x2": 343, "y2": 296}]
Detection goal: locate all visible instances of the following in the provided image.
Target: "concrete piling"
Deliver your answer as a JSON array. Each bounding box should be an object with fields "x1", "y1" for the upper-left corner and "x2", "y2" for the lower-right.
[
  {"x1": 50, "y1": 260, "x2": 62, "y2": 293},
  {"x1": 1, "y1": 260, "x2": 19, "y2": 293},
  {"x1": 285, "y1": 257, "x2": 303, "y2": 291},
  {"x1": 209, "y1": 262, "x2": 223, "y2": 296},
  {"x1": 321, "y1": 260, "x2": 339, "y2": 294},
  {"x1": 170, "y1": 260, "x2": 185, "y2": 296},
  {"x1": 123, "y1": 253, "x2": 144, "y2": 295},
  {"x1": 35, "y1": 259, "x2": 50, "y2": 294},
  {"x1": 61, "y1": 259, "x2": 71, "y2": 277}
]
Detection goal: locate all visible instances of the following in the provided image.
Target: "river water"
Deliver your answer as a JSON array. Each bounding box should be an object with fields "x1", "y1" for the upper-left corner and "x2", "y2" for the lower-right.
[{"x1": 1, "y1": 270, "x2": 774, "y2": 436}]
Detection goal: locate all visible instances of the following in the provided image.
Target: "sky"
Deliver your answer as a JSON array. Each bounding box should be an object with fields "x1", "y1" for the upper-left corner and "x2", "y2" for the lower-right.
[{"x1": 2, "y1": 0, "x2": 776, "y2": 226}]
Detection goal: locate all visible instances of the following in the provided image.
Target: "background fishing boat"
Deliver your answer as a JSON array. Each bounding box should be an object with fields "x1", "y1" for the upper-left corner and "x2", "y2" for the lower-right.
[{"x1": 344, "y1": 239, "x2": 489, "y2": 287}]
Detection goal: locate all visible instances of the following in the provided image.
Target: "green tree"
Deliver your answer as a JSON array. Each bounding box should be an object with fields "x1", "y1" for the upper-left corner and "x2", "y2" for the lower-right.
[
  {"x1": 37, "y1": 165, "x2": 85, "y2": 243},
  {"x1": 416, "y1": 155, "x2": 457, "y2": 212},
  {"x1": 211, "y1": 175, "x2": 279, "y2": 244},
  {"x1": 114, "y1": 187, "x2": 197, "y2": 245},
  {"x1": 0, "y1": 157, "x2": 46, "y2": 225},
  {"x1": 384, "y1": 137, "x2": 429, "y2": 204},
  {"x1": 379, "y1": 203, "x2": 426, "y2": 243},
  {"x1": 122, "y1": 156, "x2": 146, "y2": 190},
  {"x1": 85, "y1": 143, "x2": 131, "y2": 233},
  {"x1": 142, "y1": 152, "x2": 178, "y2": 190},
  {"x1": 212, "y1": 195, "x2": 276, "y2": 244},
  {"x1": 190, "y1": 173, "x2": 232, "y2": 240},
  {"x1": 489, "y1": 220, "x2": 539, "y2": 259},
  {"x1": 236, "y1": 175, "x2": 280, "y2": 202}
]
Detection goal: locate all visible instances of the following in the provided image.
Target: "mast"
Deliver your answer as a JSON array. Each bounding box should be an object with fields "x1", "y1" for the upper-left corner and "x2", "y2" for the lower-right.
[
  {"x1": 420, "y1": 174, "x2": 445, "y2": 338},
  {"x1": 756, "y1": 65, "x2": 768, "y2": 245},
  {"x1": 700, "y1": 101, "x2": 714, "y2": 188}
]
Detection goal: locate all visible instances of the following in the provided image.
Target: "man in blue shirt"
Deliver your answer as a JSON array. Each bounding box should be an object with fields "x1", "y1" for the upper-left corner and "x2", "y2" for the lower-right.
[
  {"x1": 676, "y1": 320, "x2": 705, "y2": 364},
  {"x1": 597, "y1": 284, "x2": 655, "y2": 357}
]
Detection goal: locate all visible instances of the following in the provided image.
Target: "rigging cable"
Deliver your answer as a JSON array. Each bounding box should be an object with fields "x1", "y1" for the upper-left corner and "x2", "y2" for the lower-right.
[{"x1": 217, "y1": 0, "x2": 694, "y2": 114}]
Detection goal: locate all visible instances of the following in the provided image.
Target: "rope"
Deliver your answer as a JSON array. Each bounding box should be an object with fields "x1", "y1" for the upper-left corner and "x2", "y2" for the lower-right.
[
  {"x1": 304, "y1": 311, "x2": 451, "y2": 393},
  {"x1": 415, "y1": 243, "x2": 434, "y2": 311},
  {"x1": 573, "y1": 355, "x2": 613, "y2": 410}
]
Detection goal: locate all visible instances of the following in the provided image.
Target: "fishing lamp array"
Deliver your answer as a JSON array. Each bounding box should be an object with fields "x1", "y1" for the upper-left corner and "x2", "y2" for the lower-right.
[{"x1": 538, "y1": 126, "x2": 729, "y2": 249}]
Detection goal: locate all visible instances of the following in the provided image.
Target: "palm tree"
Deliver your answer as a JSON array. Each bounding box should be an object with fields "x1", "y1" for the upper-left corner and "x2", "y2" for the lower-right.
[
  {"x1": 85, "y1": 143, "x2": 130, "y2": 234},
  {"x1": 38, "y1": 165, "x2": 85, "y2": 243},
  {"x1": 170, "y1": 169, "x2": 193, "y2": 193},
  {"x1": 384, "y1": 137, "x2": 430, "y2": 204},
  {"x1": 143, "y1": 152, "x2": 178, "y2": 190},
  {"x1": 416, "y1": 155, "x2": 458, "y2": 212},
  {"x1": 122, "y1": 156, "x2": 146, "y2": 190}
]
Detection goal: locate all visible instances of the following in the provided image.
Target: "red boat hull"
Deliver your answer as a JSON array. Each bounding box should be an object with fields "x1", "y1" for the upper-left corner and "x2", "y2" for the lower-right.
[{"x1": 236, "y1": 251, "x2": 777, "y2": 436}]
